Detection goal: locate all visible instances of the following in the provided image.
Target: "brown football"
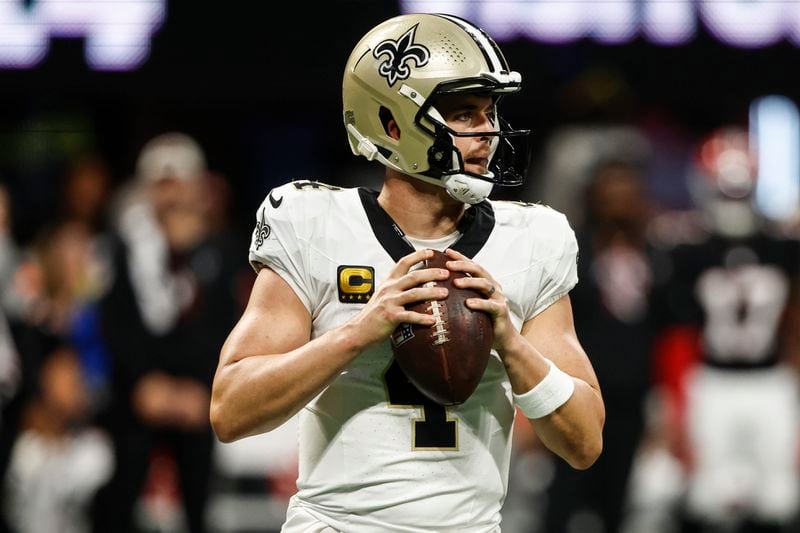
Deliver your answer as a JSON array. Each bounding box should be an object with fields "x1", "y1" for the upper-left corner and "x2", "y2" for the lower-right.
[{"x1": 390, "y1": 250, "x2": 494, "y2": 406}]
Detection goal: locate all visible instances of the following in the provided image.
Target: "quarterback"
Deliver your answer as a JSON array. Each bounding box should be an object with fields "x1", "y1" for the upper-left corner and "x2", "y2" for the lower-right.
[{"x1": 211, "y1": 13, "x2": 605, "y2": 533}]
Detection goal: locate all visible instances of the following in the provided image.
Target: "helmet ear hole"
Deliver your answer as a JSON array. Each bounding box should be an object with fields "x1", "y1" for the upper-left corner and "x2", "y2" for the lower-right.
[{"x1": 379, "y1": 106, "x2": 400, "y2": 140}]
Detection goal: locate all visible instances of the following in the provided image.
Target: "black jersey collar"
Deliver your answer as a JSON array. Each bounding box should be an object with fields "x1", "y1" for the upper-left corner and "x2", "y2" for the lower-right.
[{"x1": 357, "y1": 188, "x2": 495, "y2": 262}]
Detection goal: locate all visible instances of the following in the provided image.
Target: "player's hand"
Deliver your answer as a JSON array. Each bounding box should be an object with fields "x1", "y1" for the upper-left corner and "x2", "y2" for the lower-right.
[
  {"x1": 350, "y1": 249, "x2": 450, "y2": 348},
  {"x1": 444, "y1": 248, "x2": 518, "y2": 353}
]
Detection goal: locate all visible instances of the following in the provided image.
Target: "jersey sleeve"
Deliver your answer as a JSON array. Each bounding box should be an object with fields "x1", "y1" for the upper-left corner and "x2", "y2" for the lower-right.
[
  {"x1": 526, "y1": 209, "x2": 579, "y2": 320},
  {"x1": 248, "y1": 183, "x2": 315, "y2": 313}
]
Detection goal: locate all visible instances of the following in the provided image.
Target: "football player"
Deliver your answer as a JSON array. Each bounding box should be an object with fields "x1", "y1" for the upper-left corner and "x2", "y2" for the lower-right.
[
  {"x1": 659, "y1": 127, "x2": 800, "y2": 533},
  {"x1": 211, "y1": 14, "x2": 605, "y2": 532}
]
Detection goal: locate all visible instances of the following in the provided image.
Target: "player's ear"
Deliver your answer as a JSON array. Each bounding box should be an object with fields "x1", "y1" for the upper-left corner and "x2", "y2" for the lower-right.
[
  {"x1": 380, "y1": 106, "x2": 400, "y2": 140},
  {"x1": 387, "y1": 120, "x2": 401, "y2": 140}
]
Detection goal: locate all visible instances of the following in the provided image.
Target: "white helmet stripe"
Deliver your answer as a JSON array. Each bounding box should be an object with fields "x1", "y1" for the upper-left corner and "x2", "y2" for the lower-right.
[{"x1": 435, "y1": 14, "x2": 504, "y2": 74}]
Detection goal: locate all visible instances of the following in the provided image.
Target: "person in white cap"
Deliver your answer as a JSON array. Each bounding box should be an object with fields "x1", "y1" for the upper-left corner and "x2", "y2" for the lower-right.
[{"x1": 94, "y1": 132, "x2": 239, "y2": 533}]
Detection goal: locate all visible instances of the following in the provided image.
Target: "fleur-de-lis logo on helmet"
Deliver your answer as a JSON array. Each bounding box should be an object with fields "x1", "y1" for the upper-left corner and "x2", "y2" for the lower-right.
[{"x1": 373, "y1": 24, "x2": 430, "y2": 87}]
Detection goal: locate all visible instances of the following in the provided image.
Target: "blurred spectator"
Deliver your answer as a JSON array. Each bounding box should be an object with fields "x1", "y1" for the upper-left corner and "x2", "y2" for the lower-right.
[
  {"x1": 31, "y1": 222, "x2": 107, "y2": 334},
  {"x1": 654, "y1": 127, "x2": 800, "y2": 533},
  {"x1": 534, "y1": 126, "x2": 651, "y2": 227},
  {"x1": 60, "y1": 155, "x2": 126, "y2": 402},
  {"x1": 2, "y1": 162, "x2": 116, "y2": 532},
  {"x1": 58, "y1": 155, "x2": 113, "y2": 233},
  {"x1": 0, "y1": 183, "x2": 20, "y2": 412},
  {"x1": 0, "y1": 184, "x2": 19, "y2": 302},
  {"x1": 1, "y1": 152, "x2": 112, "y2": 333},
  {"x1": 0, "y1": 310, "x2": 19, "y2": 420},
  {"x1": 92, "y1": 133, "x2": 241, "y2": 533},
  {"x1": 0, "y1": 181, "x2": 22, "y2": 533},
  {"x1": 2, "y1": 343, "x2": 112, "y2": 533},
  {"x1": 543, "y1": 159, "x2": 663, "y2": 533},
  {"x1": 0, "y1": 308, "x2": 20, "y2": 500}
]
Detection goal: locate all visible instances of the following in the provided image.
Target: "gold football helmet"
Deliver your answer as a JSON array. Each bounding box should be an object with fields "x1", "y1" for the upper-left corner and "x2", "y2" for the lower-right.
[{"x1": 343, "y1": 13, "x2": 529, "y2": 204}]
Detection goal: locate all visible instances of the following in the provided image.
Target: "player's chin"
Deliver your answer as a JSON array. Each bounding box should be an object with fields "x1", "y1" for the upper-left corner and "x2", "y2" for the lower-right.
[{"x1": 464, "y1": 164, "x2": 489, "y2": 176}]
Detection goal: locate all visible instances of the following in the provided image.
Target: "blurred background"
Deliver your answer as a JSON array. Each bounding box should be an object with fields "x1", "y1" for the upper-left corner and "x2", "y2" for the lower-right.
[{"x1": 0, "y1": 1, "x2": 799, "y2": 532}]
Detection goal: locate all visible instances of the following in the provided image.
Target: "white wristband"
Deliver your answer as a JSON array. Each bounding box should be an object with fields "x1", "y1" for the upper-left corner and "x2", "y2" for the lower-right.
[{"x1": 513, "y1": 359, "x2": 575, "y2": 419}]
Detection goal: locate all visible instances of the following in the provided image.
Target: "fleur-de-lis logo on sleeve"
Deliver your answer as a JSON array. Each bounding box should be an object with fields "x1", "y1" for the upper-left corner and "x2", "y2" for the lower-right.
[
  {"x1": 253, "y1": 207, "x2": 271, "y2": 249},
  {"x1": 373, "y1": 24, "x2": 430, "y2": 87}
]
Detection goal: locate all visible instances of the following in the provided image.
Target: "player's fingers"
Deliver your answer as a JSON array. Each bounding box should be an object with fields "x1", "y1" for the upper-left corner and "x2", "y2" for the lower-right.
[
  {"x1": 388, "y1": 249, "x2": 435, "y2": 279},
  {"x1": 444, "y1": 248, "x2": 466, "y2": 261},
  {"x1": 444, "y1": 249, "x2": 495, "y2": 278},
  {"x1": 444, "y1": 249, "x2": 489, "y2": 274},
  {"x1": 464, "y1": 297, "x2": 504, "y2": 317},
  {"x1": 452, "y1": 276, "x2": 498, "y2": 298},
  {"x1": 395, "y1": 311, "x2": 437, "y2": 326},
  {"x1": 446, "y1": 259, "x2": 496, "y2": 285},
  {"x1": 395, "y1": 286, "x2": 448, "y2": 306},
  {"x1": 395, "y1": 267, "x2": 450, "y2": 291}
]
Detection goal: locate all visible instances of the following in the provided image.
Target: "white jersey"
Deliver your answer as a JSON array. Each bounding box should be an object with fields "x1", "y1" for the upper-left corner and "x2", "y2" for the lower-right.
[{"x1": 248, "y1": 181, "x2": 578, "y2": 533}]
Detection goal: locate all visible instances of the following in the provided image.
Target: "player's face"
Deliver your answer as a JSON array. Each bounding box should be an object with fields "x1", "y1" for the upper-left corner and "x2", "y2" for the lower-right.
[{"x1": 435, "y1": 93, "x2": 497, "y2": 176}]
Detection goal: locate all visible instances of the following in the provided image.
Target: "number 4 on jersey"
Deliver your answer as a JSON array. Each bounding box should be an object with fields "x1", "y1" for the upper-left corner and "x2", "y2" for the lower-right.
[{"x1": 384, "y1": 360, "x2": 458, "y2": 450}]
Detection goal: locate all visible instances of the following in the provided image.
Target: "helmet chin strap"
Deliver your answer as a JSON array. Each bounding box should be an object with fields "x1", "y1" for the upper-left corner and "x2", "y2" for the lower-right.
[
  {"x1": 405, "y1": 153, "x2": 495, "y2": 204},
  {"x1": 391, "y1": 168, "x2": 494, "y2": 205},
  {"x1": 441, "y1": 173, "x2": 494, "y2": 204},
  {"x1": 435, "y1": 145, "x2": 493, "y2": 204}
]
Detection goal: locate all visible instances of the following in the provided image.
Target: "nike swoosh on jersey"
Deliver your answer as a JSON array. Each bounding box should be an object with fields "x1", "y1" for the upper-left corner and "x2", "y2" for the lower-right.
[{"x1": 269, "y1": 191, "x2": 283, "y2": 208}]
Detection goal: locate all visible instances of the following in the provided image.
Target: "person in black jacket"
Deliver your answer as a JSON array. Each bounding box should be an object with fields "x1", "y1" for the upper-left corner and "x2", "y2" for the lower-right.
[
  {"x1": 544, "y1": 159, "x2": 661, "y2": 533},
  {"x1": 92, "y1": 133, "x2": 241, "y2": 533}
]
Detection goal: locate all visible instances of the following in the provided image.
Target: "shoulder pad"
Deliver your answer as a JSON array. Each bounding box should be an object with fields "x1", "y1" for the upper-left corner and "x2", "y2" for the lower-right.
[
  {"x1": 261, "y1": 180, "x2": 345, "y2": 212},
  {"x1": 288, "y1": 180, "x2": 343, "y2": 192}
]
